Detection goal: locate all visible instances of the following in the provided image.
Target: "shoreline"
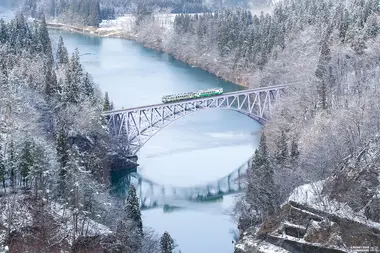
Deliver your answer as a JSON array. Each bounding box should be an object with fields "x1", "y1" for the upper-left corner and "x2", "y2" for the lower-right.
[{"x1": 46, "y1": 21, "x2": 249, "y2": 88}]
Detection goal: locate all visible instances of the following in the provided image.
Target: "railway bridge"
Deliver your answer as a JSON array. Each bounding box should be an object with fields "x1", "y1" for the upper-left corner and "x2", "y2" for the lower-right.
[{"x1": 104, "y1": 84, "x2": 289, "y2": 155}]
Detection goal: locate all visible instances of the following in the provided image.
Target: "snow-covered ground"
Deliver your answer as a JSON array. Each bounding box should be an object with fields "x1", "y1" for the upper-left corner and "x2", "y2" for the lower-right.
[
  {"x1": 99, "y1": 13, "x2": 178, "y2": 35},
  {"x1": 289, "y1": 181, "x2": 380, "y2": 230}
]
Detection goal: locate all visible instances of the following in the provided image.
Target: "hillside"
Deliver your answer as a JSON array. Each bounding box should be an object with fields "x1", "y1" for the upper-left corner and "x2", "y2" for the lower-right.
[
  {"x1": 129, "y1": 0, "x2": 380, "y2": 250},
  {"x1": 13, "y1": 0, "x2": 380, "y2": 251},
  {"x1": 0, "y1": 14, "x2": 164, "y2": 253}
]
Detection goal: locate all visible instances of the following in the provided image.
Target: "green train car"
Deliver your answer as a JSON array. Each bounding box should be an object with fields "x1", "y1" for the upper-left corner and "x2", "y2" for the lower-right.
[{"x1": 162, "y1": 87, "x2": 223, "y2": 103}]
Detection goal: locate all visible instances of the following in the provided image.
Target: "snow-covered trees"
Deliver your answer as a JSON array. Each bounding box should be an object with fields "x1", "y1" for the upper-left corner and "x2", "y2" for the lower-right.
[
  {"x1": 126, "y1": 185, "x2": 143, "y2": 237},
  {"x1": 244, "y1": 133, "x2": 278, "y2": 224},
  {"x1": 0, "y1": 142, "x2": 5, "y2": 189},
  {"x1": 220, "y1": 0, "x2": 380, "y2": 236},
  {"x1": 160, "y1": 231, "x2": 175, "y2": 253},
  {"x1": 24, "y1": 0, "x2": 102, "y2": 27},
  {"x1": 56, "y1": 35, "x2": 69, "y2": 65},
  {"x1": 0, "y1": 13, "x2": 151, "y2": 251},
  {"x1": 115, "y1": 185, "x2": 144, "y2": 252}
]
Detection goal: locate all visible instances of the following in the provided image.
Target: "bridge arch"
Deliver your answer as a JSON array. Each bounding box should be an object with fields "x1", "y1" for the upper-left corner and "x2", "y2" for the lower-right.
[
  {"x1": 105, "y1": 85, "x2": 287, "y2": 155},
  {"x1": 131, "y1": 108, "x2": 266, "y2": 154}
]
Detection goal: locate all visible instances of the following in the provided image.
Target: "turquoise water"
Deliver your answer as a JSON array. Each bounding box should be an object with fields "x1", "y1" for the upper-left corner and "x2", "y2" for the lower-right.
[{"x1": 48, "y1": 29, "x2": 262, "y2": 253}]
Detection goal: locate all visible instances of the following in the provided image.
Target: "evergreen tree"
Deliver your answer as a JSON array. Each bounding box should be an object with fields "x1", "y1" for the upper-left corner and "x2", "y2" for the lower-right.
[
  {"x1": 56, "y1": 35, "x2": 69, "y2": 65},
  {"x1": 82, "y1": 73, "x2": 94, "y2": 99},
  {"x1": 44, "y1": 65, "x2": 58, "y2": 98},
  {"x1": 103, "y1": 92, "x2": 111, "y2": 111},
  {"x1": 0, "y1": 142, "x2": 5, "y2": 189},
  {"x1": 0, "y1": 19, "x2": 8, "y2": 44},
  {"x1": 245, "y1": 132, "x2": 277, "y2": 222},
  {"x1": 339, "y1": 9, "x2": 350, "y2": 40},
  {"x1": 38, "y1": 15, "x2": 53, "y2": 64},
  {"x1": 315, "y1": 39, "x2": 331, "y2": 110},
  {"x1": 160, "y1": 231, "x2": 175, "y2": 253},
  {"x1": 64, "y1": 49, "x2": 82, "y2": 104},
  {"x1": 116, "y1": 184, "x2": 143, "y2": 252},
  {"x1": 7, "y1": 140, "x2": 17, "y2": 188},
  {"x1": 276, "y1": 130, "x2": 288, "y2": 164},
  {"x1": 56, "y1": 127, "x2": 69, "y2": 196},
  {"x1": 88, "y1": 0, "x2": 101, "y2": 27},
  {"x1": 290, "y1": 137, "x2": 300, "y2": 163},
  {"x1": 366, "y1": 13, "x2": 379, "y2": 38},
  {"x1": 126, "y1": 185, "x2": 143, "y2": 237},
  {"x1": 258, "y1": 132, "x2": 268, "y2": 161},
  {"x1": 19, "y1": 139, "x2": 34, "y2": 186}
]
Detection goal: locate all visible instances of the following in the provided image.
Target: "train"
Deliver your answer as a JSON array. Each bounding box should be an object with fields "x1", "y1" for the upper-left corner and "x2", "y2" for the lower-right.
[{"x1": 162, "y1": 87, "x2": 223, "y2": 103}]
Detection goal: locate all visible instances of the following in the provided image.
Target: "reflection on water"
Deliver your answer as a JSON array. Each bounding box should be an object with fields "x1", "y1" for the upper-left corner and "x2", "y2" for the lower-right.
[{"x1": 49, "y1": 29, "x2": 260, "y2": 253}]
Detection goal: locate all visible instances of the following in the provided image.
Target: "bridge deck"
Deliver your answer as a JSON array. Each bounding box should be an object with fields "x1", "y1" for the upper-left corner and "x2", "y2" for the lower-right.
[{"x1": 103, "y1": 84, "x2": 288, "y2": 115}]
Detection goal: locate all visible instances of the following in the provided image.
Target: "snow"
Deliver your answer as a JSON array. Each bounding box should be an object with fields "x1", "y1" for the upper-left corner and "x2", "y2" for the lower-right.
[
  {"x1": 235, "y1": 235, "x2": 290, "y2": 253},
  {"x1": 0, "y1": 194, "x2": 112, "y2": 249},
  {"x1": 281, "y1": 221, "x2": 306, "y2": 231},
  {"x1": 50, "y1": 202, "x2": 113, "y2": 245},
  {"x1": 0, "y1": 245, "x2": 8, "y2": 253},
  {"x1": 288, "y1": 181, "x2": 380, "y2": 230},
  {"x1": 99, "y1": 13, "x2": 178, "y2": 35}
]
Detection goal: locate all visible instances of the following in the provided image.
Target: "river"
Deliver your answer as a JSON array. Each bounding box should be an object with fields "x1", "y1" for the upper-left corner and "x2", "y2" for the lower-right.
[{"x1": 47, "y1": 29, "x2": 262, "y2": 253}]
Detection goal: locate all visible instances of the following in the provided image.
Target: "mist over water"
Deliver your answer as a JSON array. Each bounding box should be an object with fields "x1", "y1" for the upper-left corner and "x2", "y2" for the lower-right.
[{"x1": 47, "y1": 29, "x2": 261, "y2": 253}]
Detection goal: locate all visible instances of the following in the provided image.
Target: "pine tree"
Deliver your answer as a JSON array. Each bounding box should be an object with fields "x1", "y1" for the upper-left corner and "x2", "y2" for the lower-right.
[
  {"x1": 0, "y1": 19, "x2": 8, "y2": 44},
  {"x1": 366, "y1": 14, "x2": 379, "y2": 38},
  {"x1": 290, "y1": 138, "x2": 300, "y2": 163},
  {"x1": 7, "y1": 140, "x2": 17, "y2": 188},
  {"x1": 88, "y1": 0, "x2": 101, "y2": 27},
  {"x1": 56, "y1": 35, "x2": 69, "y2": 65},
  {"x1": 19, "y1": 139, "x2": 34, "y2": 186},
  {"x1": 126, "y1": 185, "x2": 143, "y2": 237},
  {"x1": 315, "y1": 40, "x2": 331, "y2": 110},
  {"x1": 245, "y1": 132, "x2": 277, "y2": 222},
  {"x1": 64, "y1": 49, "x2": 82, "y2": 104},
  {"x1": 116, "y1": 184, "x2": 143, "y2": 252},
  {"x1": 258, "y1": 132, "x2": 268, "y2": 162},
  {"x1": 0, "y1": 142, "x2": 5, "y2": 189},
  {"x1": 103, "y1": 92, "x2": 111, "y2": 111},
  {"x1": 160, "y1": 231, "x2": 175, "y2": 253},
  {"x1": 44, "y1": 65, "x2": 58, "y2": 98},
  {"x1": 339, "y1": 9, "x2": 350, "y2": 40},
  {"x1": 56, "y1": 127, "x2": 69, "y2": 196},
  {"x1": 82, "y1": 73, "x2": 94, "y2": 99},
  {"x1": 276, "y1": 130, "x2": 288, "y2": 165},
  {"x1": 38, "y1": 15, "x2": 53, "y2": 64}
]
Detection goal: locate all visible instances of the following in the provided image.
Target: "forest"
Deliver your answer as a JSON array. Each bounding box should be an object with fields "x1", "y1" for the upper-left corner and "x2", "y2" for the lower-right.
[
  {"x1": 4, "y1": 0, "x2": 380, "y2": 251},
  {"x1": 0, "y1": 14, "x2": 177, "y2": 253},
  {"x1": 132, "y1": 0, "x2": 380, "y2": 249}
]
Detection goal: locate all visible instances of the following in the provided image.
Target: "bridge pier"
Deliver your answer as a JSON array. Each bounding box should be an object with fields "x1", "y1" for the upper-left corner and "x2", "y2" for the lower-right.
[
  {"x1": 161, "y1": 186, "x2": 165, "y2": 196},
  {"x1": 138, "y1": 178, "x2": 142, "y2": 206},
  {"x1": 150, "y1": 183, "x2": 154, "y2": 196},
  {"x1": 228, "y1": 175, "x2": 231, "y2": 193}
]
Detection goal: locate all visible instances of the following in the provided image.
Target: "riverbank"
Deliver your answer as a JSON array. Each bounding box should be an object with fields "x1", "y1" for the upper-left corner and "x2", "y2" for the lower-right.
[
  {"x1": 46, "y1": 22, "x2": 136, "y2": 39},
  {"x1": 46, "y1": 20, "x2": 250, "y2": 88}
]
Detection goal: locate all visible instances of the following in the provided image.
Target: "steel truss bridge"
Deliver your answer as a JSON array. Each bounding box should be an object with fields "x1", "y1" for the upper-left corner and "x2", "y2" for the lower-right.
[{"x1": 104, "y1": 84, "x2": 288, "y2": 155}]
